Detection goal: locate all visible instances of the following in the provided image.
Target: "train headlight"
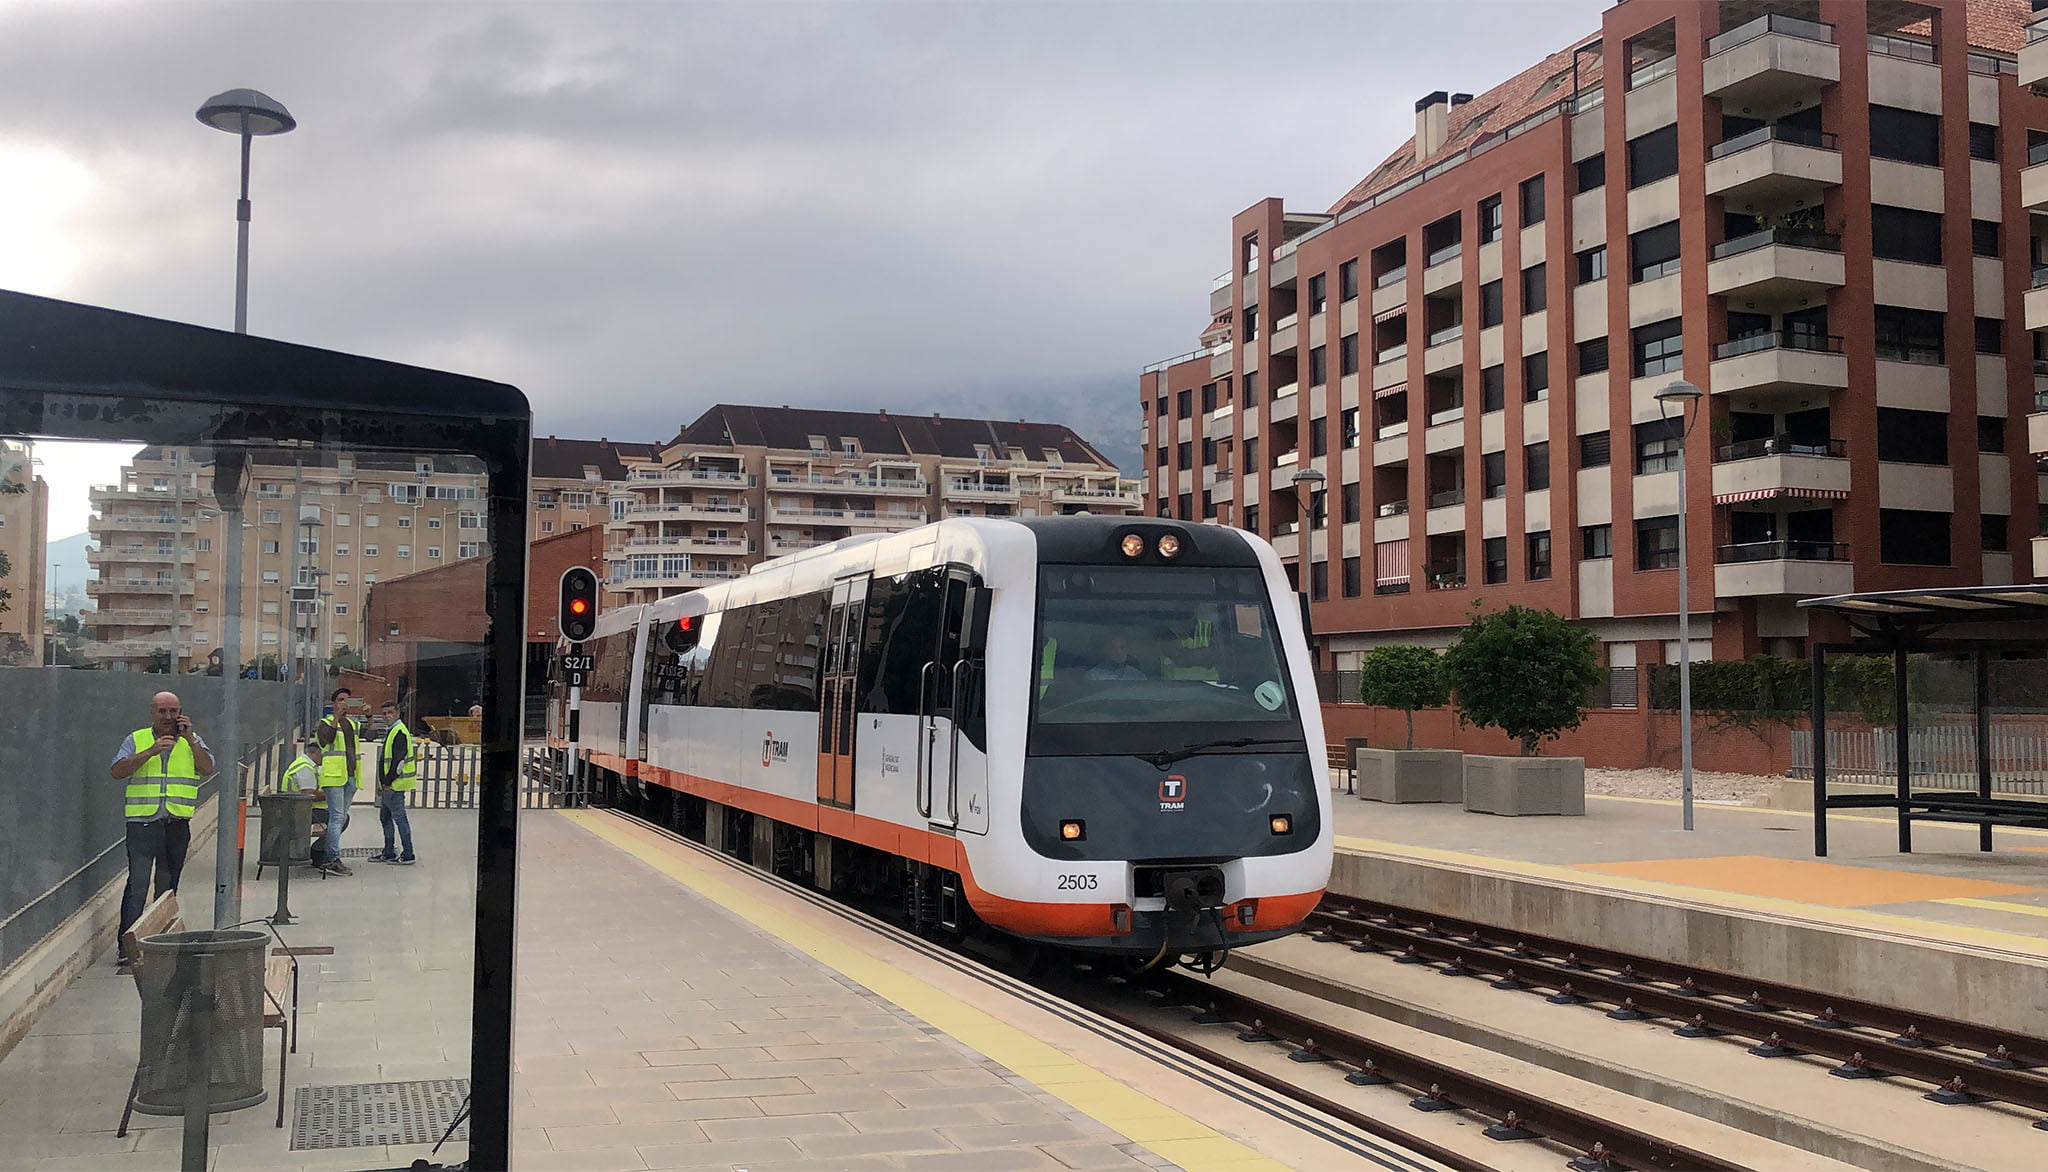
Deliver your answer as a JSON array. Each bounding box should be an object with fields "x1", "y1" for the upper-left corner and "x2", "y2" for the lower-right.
[
  {"x1": 1060, "y1": 819, "x2": 1086, "y2": 841},
  {"x1": 1156, "y1": 533, "x2": 1183, "y2": 559},
  {"x1": 1238, "y1": 900, "x2": 1258, "y2": 925},
  {"x1": 1119, "y1": 534, "x2": 1145, "y2": 558},
  {"x1": 1269, "y1": 814, "x2": 1292, "y2": 835}
]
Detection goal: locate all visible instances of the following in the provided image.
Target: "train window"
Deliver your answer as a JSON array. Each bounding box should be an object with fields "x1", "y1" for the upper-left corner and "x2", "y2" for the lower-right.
[
  {"x1": 860, "y1": 569, "x2": 946, "y2": 716},
  {"x1": 1033, "y1": 565, "x2": 1298, "y2": 732}
]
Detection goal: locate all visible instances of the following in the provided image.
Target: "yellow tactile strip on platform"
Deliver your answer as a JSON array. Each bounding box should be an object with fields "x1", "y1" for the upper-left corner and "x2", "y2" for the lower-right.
[
  {"x1": 1573, "y1": 855, "x2": 2042, "y2": 908},
  {"x1": 563, "y1": 811, "x2": 1292, "y2": 1172}
]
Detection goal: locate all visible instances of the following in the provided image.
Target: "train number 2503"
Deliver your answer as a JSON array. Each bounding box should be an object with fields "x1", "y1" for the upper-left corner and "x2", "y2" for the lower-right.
[{"x1": 1055, "y1": 873, "x2": 1098, "y2": 891}]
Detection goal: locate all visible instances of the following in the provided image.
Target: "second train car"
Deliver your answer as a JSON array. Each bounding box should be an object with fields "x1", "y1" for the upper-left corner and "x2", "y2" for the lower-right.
[{"x1": 574, "y1": 515, "x2": 1332, "y2": 962}]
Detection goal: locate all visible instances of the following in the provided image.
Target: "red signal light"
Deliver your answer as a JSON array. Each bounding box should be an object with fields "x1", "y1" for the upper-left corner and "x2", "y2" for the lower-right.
[
  {"x1": 678, "y1": 616, "x2": 693, "y2": 630},
  {"x1": 569, "y1": 599, "x2": 588, "y2": 615}
]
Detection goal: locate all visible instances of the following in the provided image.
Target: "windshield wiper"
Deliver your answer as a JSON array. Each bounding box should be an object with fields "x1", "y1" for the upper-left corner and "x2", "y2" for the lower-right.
[{"x1": 1139, "y1": 737, "x2": 1303, "y2": 768}]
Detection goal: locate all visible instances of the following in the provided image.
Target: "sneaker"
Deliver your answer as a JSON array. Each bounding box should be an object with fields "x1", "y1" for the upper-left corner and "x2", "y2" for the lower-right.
[
  {"x1": 322, "y1": 860, "x2": 355, "y2": 877},
  {"x1": 368, "y1": 852, "x2": 396, "y2": 862},
  {"x1": 116, "y1": 955, "x2": 134, "y2": 971},
  {"x1": 393, "y1": 856, "x2": 416, "y2": 866}
]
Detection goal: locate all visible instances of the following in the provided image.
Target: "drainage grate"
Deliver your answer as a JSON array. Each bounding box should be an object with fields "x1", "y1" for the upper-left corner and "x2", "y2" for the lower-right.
[
  {"x1": 338, "y1": 847, "x2": 386, "y2": 858},
  {"x1": 291, "y1": 1079, "x2": 469, "y2": 1150}
]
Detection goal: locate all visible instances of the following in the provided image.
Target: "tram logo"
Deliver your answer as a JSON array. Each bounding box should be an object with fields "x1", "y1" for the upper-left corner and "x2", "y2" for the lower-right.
[
  {"x1": 762, "y1": 730, "x2": 789, "y2": 767},
  {"x1": 1159, "y1": 774, "x2": 1188, "y2": 811}
]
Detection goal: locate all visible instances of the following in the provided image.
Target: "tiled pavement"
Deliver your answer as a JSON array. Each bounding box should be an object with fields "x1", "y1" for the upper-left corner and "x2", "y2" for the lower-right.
[{"x1": 512, "y1": 813, "x2": 1174, "y2": 1171}]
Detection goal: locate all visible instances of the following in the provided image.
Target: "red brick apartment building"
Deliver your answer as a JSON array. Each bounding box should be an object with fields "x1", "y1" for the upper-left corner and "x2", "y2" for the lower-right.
[{"x1": 1141, "y1": 0, "x2": 2048, "y2": 682}]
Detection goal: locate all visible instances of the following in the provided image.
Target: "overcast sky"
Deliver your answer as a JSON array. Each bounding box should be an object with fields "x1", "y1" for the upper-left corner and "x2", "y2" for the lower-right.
[{"x1": 3, "y1": 0, "x2": 1609, "y2": 538}]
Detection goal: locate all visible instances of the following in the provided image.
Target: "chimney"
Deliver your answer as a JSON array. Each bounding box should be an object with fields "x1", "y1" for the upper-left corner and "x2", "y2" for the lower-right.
[
  {"x1": 1415, "y1": 91, "x2": 1450, "y2": 161},
  {"x1": 1450, "y1": 92, "x2": 1474, "y2": 108},
  {"x1": 932, "y1": 413, "x2": 942, "y2": 423}
]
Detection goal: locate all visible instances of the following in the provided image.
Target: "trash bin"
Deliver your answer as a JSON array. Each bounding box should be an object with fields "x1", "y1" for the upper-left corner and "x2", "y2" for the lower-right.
[
  {"x1": 1344, "y1": 736, "x2": 1370, "y2": 773},
  {"x1": 130, "y1": 929, "x2": 270, "y2": 1117},
  {"x1": 256, "y1": 790, "x2": 316, "y2": 874}
]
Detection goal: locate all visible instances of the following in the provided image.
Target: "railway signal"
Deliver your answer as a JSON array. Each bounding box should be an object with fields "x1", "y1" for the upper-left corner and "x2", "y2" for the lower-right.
[
  {"x1": 559, "y1": 565, "x2": 599, "y2": 642},
  {"x1": 557, "y1": 565, "x2": 598, "y2": 807}
]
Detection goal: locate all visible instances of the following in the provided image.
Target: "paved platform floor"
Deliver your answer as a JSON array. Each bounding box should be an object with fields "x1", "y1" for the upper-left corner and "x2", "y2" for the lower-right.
[
  {"x1": 1328, "y1": 783, "x2": 2048, "y2": 954},
  {"x1": 2, "y1": 804, "x2": 1432, "y2": 1172}
]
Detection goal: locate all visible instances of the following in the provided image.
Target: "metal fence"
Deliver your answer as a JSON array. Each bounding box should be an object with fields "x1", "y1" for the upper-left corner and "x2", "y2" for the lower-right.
[
  {"x1": 1789, "y1": 727, "x2": 2048, "y2": 795},
  {"x1": 401, "y1": 744, "x2": 589, "y2": 810}
]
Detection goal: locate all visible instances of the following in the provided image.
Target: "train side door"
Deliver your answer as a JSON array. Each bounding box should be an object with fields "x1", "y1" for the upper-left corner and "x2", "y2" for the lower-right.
[
  {"x1": 816, "y1": 577, "x2": 868, "y2": 809},
  {"x1": 920, "y1": 569, "x2": 973, "y2": 831}
]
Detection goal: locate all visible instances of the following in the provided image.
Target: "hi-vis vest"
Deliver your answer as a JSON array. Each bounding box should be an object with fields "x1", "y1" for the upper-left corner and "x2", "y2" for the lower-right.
[
  {"x1": 317, "y1": 715, "x2": 359, "y2": 787},
  {"x1": 382, "y1": 720, "x2": 418, "y2": 792},
  {"x1": 284, "y1": 753, "x2": 321, "y2": 807},
  {"x1": 126, "y1": 729, "x2": 199, "y2": 820}
]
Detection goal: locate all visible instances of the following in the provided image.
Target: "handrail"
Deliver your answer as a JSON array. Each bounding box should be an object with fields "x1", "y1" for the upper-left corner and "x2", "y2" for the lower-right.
[
  {"x1": 1628, "y1": 57, "x2": 1677, "y2": 89},
  {"x1": 1706, "y1": 12, "x2": 1835, "y2": 54},
  {"x1": 2030, "y1": 18, "x2": 2048, "y2": 45},
  {"x1": 1716, "y1": 540, "x2": 1849, "y2": 564},
  {"x1": 1968, "y1": 51, "x2": 2016, "y2": 76},
  {"x1": 1714, "y1": 436, "x2": 1846, "y2": 462},
  {"x1": 1377, "y1": 500, "x2": 1410, "y2": 518},
  {"x1": 1868, "y1": 32, "x2": 1935, "y2": 63},
  {"x1": 2031, "y1": 141, "x2": 2048, "y2": 168},
  {"x1": 1712, "y1": 330, "x2": 1844, "y2": 360},
  {"x1": 1374, "y1": 265, "x2": 1408, "y2": 289},
  {"x1": 1711, "y1": 227, "x2": 1841, "y2": 260},
  {"x1": 1708, "y1": 123, "x2": 1837, "y2": 160},
  {"x1": 2034, "y1": 265, "x2": 2048, "y2": 290},
  {"x1": 1426, "y1": 488, "x2": 1465, "y2": 509}
]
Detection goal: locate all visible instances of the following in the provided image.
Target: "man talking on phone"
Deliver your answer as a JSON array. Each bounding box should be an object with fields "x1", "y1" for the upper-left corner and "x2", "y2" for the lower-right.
[{"x1": 109, "y1": 691, "x2": 215, "y2": 968}]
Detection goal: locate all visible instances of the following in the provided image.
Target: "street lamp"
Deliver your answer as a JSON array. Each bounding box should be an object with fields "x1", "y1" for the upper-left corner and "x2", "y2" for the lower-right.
[
  {"x1": 1290, "y1": 466, "x2": 1327, "y2": 675},
  {"x1": 1656, "y1": 379, "x2": 1705, "y2": 831},
  {"x1": 195, "y1": 89, "x2": 295, "y2": 335}
]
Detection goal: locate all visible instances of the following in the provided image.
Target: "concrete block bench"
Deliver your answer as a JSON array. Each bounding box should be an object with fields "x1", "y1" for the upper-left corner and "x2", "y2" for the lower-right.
[
  {"x1": 1355, "y1": 748, "x2": 1464, "y2": 803},
  {"x1": 1461, "y1": 755, "x2": 1586, "y2": 816}
]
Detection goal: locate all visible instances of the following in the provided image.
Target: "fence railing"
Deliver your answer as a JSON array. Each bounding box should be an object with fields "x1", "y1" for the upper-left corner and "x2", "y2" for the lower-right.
[
  {"x1": 1790, "y1": 727, "x2": 2048, "y2": 795},
  {"x1": 386, "y1": 744, "x2": 588, "y2": 810}
]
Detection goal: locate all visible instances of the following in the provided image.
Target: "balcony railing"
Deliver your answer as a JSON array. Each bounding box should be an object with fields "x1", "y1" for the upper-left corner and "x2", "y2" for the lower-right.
[
  {"x1": 1426, "y1": 324, "x2": 1464, "y2": 347},
  {"x1": 1711, "y1": 227, "x2": 1841, "y2": 261},
  {"x1": 1426, "y1": 488, "x2": 1465, "y2": 509},
  {"x1": 1874, "y1": 341, "x2": 1944, "y2": 366},
  {"x1": 1425, "y1": 242, "x2": 1462, "y2": 267},
  {"x1": 632, "y1": 468, "x2": 751, "y2": 484},
  {"x1": 1424, "y1": 561, "x2": 1467, "y2": 589},
  {"x1": 1709, "y1": 122, "x2": 1838, "y2": 161},
  {"x1": 1628, "y1": 56, "x2": 1677, "y2": 89},
  {"x1": 2030, "y1": 142, "x2": 2048, "y2": 168},
  {"x1": 1716, "y1": 539, "x2": 1849, "y2": 564},
  {"x1": 2033, "y1": 265, "x2": 2048, "y2": 291},
  {"x1": 1375, "y1": 343, "x2": 1409, "y2": 363},
  {"x1": 1712, "y1": 330, "x2": 1844, "y2": 360},
  {"x1": 1376, "y1": 500, "x2": 1410, "y2": 518},
  {"x1": 1373, "y1": 265, "x2": 1408, "y2": 289},
  {"x1": 1374, "y1": 581, "x2": 1412, "y2": 596},
  {"x1": 1868, "y1": 32, "x2": 1935, "y2": 63},
  {"x1": 1968, "y1": 51, "x2": 2017, "y2": 76},
  {"x1": 1706, "y1": 12, "x2": 1834, "y2": 54},
  {"x1": 1714, "y1": 436, "x2": 1846, "y2": 462}
]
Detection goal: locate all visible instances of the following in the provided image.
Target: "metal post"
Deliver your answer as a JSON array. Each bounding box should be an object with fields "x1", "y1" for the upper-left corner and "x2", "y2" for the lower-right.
[
  {"x1": 270, "y1": 811, "x2": 296, "y2": 926},
  {"x1": 1895, "y1": 643, "x2": 1912, "y2": 853},
  {"x1": 215, "y1": 490, "x2": 244, "y2": 929},
  {"x1": 1811, "y1": 642, "x2": 1828, "y2": 857},
  {"x1": 178, "y1": 950, "x2": 215, "y2": 1172},
  {"x1": 1676, "y1": 418, "x2": 1695, "y2": 832},
  {"x1": 1976, "y1": 650, "x2": 1993, "y2": 853},
  {"x1": 568, "y1": 683, "x2": 583, "y2": 808},
  {"x1": 233, "y1": 117, "x2": 251, "y2": 335},
  {"x1": 287, "y1": 465, "x2": 303, "y2": 740}
]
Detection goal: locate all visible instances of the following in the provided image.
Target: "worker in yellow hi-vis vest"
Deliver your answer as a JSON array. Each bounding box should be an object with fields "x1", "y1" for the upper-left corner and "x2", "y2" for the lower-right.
[
  {"x1": 371, "y1": 699, "x2": 418, "y2": 865},
  {"x1": 108, "y1": 691, "x2": 215, "y2": 968}
]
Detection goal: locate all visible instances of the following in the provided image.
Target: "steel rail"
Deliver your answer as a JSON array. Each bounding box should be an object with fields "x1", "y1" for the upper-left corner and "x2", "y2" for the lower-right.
[
  {"x1": 1310, "y1": 898, "x2": 2048, "y2": 1117},
  {"x1": 1143, "y1": 971, "x2": 1753, "y2": 1172}
]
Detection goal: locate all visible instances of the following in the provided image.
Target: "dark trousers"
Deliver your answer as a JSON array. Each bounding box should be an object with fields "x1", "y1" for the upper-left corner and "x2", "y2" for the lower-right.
[{"x1": 119, "y1": 819, "x2": 192, "y2": 951}]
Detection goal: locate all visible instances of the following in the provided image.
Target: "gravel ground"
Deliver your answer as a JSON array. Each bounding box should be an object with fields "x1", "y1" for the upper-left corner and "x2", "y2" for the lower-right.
[{"x1": 1584, "y1": 766, "x2": 1785, "y2": 806}]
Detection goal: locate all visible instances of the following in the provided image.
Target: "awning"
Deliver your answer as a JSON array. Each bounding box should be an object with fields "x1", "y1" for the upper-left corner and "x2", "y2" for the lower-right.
[
  {"x1": 1714, "y1": 487, "x2": 1850, "y2": 505},
  {"x1": 1374, "y1": 382, "x2": 1408, "y2": 400},
  {"x1": 1374, "y1": 538, "x2": 1410, "y2": 584},
  {"x1": 1372, "y1": 303, "x2": 1406, "y2": 325}
]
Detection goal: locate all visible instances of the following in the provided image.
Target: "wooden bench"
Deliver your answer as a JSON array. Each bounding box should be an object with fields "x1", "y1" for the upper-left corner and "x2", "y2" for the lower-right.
[
  {"x1": 116, "y1": 892, "x2": 299, "y2": 1134},
  {"x1": 1326, "y1": 744, "x2": 1354, "y2": 794}
]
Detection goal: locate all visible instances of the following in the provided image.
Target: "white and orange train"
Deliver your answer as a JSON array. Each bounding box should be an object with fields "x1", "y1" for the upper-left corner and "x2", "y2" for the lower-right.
[{"x1": 570, "y1": 515, "x2": 1332, "y2": 961}]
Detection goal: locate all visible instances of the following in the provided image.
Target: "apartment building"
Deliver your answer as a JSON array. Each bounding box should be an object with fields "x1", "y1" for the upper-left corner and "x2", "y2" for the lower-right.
[
  {"x1": 1143, "y1": 0, "x2": 2048, "y2": 675},
  {"x1": 0, "y1": 440, "x2": 48, "y2": 662},
  {"x1": 603, "y1": 404, "x2": 1142, "y2": 605},
  {"x1": 531, "y1": 436, "x2": 658, "y2": 538},
  {"x1": 2017, "y1": 6, "x2": 2048, "y2": 568},
  {"x1": 85, "y1": 448, "x2": 491, "y2": 672}
]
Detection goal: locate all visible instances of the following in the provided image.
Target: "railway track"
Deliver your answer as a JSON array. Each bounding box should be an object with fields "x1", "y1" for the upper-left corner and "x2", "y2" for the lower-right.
[{"x1": 1305, "y1": 893, "x2": 2048, "y2": 1126}]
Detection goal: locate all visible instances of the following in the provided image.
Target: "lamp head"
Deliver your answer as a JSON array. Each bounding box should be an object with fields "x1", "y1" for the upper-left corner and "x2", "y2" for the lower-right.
[
  {"x1": 1655, "y1": 380, "x2": 1703, "y2": 406},
  {"x1": 196, "y1": 89, "x2": 296, "y2": 136},
  {"x1": 1289, "y1": 468, "x2": 1326, "y2": 488}
]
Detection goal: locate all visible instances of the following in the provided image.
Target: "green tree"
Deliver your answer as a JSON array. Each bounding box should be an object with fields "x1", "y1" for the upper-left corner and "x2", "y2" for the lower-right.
[
  {"x1": 0, "y1": 475, "x2": 23, "y2": 617},
  {"x1": 1356, "y1": 644, "x2": 1450, "y2": 750},
  {"x1": 328, "y1": 644, "x2": 366, "y2": 675},
  {"x1": 1443, "y1": 604, "x2": 1602, "y2": 756}
]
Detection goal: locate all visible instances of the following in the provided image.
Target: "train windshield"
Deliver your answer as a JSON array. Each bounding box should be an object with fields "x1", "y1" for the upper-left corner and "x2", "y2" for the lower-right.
[{"x1": 1032, "y1": 564, "x2": 1302, "y2": 751}]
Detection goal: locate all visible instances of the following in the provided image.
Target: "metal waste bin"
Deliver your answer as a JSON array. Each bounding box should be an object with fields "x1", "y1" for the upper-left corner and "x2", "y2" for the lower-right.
[
  {"x1": 131, "y1": 929, "x2": 269, "y2": 1116},
  {"x1": 256, "y1": 790, "x2": 316, "y2": 874},
  {"x1": 1344, "y1": 737, "x2": 1370, "y2": 772}
]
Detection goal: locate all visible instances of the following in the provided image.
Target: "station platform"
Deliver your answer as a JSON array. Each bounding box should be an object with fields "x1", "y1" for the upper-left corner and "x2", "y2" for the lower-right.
[
  {"x1": 1323, "y1": 785, "x2": 2048, "y2": 1035},
  {"x1": 0, "y1": 801, "x2": 1440, "y2": 1172}
]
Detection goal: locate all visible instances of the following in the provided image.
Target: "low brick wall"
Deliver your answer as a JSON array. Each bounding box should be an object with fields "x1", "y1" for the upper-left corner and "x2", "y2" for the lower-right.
[{"x1": 1321, "y1": 702, "x2": 1819, "y2": 776}]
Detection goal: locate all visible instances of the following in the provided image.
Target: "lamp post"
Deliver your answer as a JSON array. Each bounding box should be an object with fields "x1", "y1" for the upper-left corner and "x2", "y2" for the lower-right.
[
  {"x1": 195, "y1": 89, "x2": 296, "y2": 335},
  {"x1": 1290, "y1": 466, "x2": 1327, "y2": 681},
  {"x1": 1656, "y1": 379, "x2": 1705, "y2": 831}
]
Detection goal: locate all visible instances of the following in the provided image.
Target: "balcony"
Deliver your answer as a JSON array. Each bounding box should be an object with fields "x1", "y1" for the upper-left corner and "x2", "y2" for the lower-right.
[
  {"x1": 614, "y1": 535, "x2": 752, "y2": 555},
  {"x1": 610, "y1": 568, "x2": 747, "y2": 592},
  {"x1": 1708, "y1": 331, "x2": 1848, "y2": 397},
  {"x1": 2023, "y1": 140, "x2": 2048, "y2": 213},
  {"x1": 2035, "y1": 534, "x2": 2048, "y2": 581},
  {"x1": 1049, "y1": 484, "x2": 1143, "y2": 508},
  {"x1": 767, "y1": 534, "x2": 827, "y2": 553},
  {"x1": 92, "y1": 514, "x2": 192, "y2": 532},
  {"x1": 1701, "y1": 13, "x2": 1839, "y2": 110},
  {"x1": 1424, "y1": 560, "x2": 1467, "y2": 591},
  {"x1": 87, "y1": 546, "x2": 191, "y2": 566},
  {"x1": 845, "y1": 510, "x2": 928, "y2": 531},
  {"x1": 620, "y1": 501, "x2": 752, "y2": 523},
  {"x1": 1270, "y1": 314, "x2": 1298, "y2": 356},
  {"x1": 82, "y1": 638, "x2": 179, "y2": 661},
  {"x1": 2023, "y1": 19, "x2": 2048, "y2": 90},
  {"x1": 83, "y1": 608, "x2": 180, "y2": 627},
  {"x1": 1702, "y1": 125, "x2": 1841, "y2": 205},
  {"x1": 2028, "y1": 267, "x2": 2048, "y2": 333},
  {"x1": 86, "y1": 578, "x2": 192, "y2": 597},
  {"x1": 1706, "y1": 229, "x2": 1844, "y2": 301},
  {"x1": 1711, "y1": 437, "x2": 1850, "y2": 504},
  {"x1": 1714, "y1": 540, "x2": 1852, "y2": 598},
  {"x1": 630, "y1": 468, "x2": 754, "y2": 486},
  {"x1": 766, "y1": 472, "x2": 928, "y2": 496},
  {"x1": 2031, "y1": 407, "x2": 2048, "y2": 458},
  {"x1": 941, "y1": 479, "x2": 1021, "y2": 501}
]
